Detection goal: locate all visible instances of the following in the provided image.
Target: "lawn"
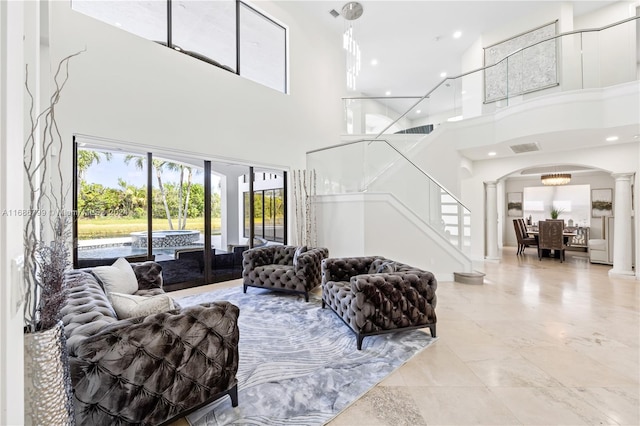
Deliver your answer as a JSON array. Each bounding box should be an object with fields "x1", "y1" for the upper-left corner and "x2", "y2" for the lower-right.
[{"x1": 78, "y1": 216, "x2": 221, "y2": 239}]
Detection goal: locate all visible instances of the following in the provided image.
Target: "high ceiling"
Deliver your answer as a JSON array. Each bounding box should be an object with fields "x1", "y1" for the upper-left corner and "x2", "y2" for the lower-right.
[
  {"x1": 294, "y1": 0, "x2": 638, "y2": 174},
  {"x1": 300, "y1": 1, "x2": 619, "y2": 97}
]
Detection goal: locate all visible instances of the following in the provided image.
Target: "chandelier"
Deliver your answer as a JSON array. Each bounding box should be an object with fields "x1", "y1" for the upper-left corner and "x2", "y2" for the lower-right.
[
  {"x1": 342, "y1": 2, "x2": 363, "y2": 90},
  {"x1": 541, "y1": 173, "x2": 571, "y2": 186}
]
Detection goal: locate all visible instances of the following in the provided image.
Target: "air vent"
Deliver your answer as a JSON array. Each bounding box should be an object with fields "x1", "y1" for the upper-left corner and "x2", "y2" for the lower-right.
[
  {"x1": 510, "y1": 142, "x2": 540, "y2": 154},
  {"x1": 329, "y1": 9, "x2": 340, "y2": 18}
]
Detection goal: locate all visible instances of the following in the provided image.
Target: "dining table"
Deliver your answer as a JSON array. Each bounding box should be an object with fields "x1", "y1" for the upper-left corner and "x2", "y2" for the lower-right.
[{"x1": 527, "y1": 228, "x2": 577, "y2": 258}]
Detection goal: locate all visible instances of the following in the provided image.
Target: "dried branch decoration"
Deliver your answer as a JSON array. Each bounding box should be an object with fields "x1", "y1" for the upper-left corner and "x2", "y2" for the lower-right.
[
  {"x1": 292, "y1": 169, "x2": 317, "y2": 247},
  {"x1": 24, "y1": 50, "x2": 83, "y2": 333}
]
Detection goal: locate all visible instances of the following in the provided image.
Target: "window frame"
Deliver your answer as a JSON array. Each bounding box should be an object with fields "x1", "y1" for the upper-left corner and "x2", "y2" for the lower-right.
[{"x1": 71, "y1": 0, "x2": 289, "y2": 93}]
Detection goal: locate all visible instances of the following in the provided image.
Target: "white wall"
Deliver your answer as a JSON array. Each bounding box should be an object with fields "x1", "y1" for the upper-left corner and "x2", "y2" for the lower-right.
[
  {"x1": 1, "y1": 1, "x2": 27, "y2": 423},
  {"x1": 47, "y1": 0, "x2": 344, "y2": 208},
  {"x1": 315, "y1": 193, "x2": 471, "y2": 280},
  {"x1": 457, "y1": 2, "x2": 638, "y2": 118}
]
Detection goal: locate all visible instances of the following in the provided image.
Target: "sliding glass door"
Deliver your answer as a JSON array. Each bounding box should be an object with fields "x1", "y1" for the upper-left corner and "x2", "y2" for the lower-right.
[
  {"x1": 242, "y1": 169, "x2": 286, "y2": 246},
  {"x1": 73, "y1": 139, "x2": 287, "y2": 290},
  {"x1": 75, "y1": 146, "x2": 150, "y2": 267}
]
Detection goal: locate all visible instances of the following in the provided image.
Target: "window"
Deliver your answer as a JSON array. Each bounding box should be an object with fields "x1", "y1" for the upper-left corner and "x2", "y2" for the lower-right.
[
  {"x1": 242, "y1": 171, "x2": 285, "y2": 244},
  {"x1": 243, "y1": 189, "x2": 285, "y2": 243},
  {"x1": 72, "y1": 0, "x2": 288, "y2": 93},
  {"x1": 172, "y1": 0, "x2": 237, "y2": 71},
  {"x1": 74, "y1": 140, "x2": 288, "y2": 289},
  {"x1": 239, "y1": 3, "x2": 287, "y2": 92},
  {"x1": 72, "y1": 0, "x2": 167, "y2": 42},
  {"x1": 523, "y1": 184, "x2": 590, "y2": 226}
]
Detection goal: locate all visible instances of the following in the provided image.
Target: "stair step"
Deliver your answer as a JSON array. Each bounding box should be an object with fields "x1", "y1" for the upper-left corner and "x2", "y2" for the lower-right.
[{"x1": 454, "y1": 271, "x2": 485, "y2": 285}]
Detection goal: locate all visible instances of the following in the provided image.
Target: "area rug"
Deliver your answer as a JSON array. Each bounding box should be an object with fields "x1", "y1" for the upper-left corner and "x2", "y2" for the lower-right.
[{"x1": 177, "y1": 286, "x2": 435, "y2": 426}]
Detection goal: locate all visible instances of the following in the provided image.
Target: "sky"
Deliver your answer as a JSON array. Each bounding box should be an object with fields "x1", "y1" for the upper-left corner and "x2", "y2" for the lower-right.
[{"x1": 84, "y1": 152, "x2": 220, "y2": 189}]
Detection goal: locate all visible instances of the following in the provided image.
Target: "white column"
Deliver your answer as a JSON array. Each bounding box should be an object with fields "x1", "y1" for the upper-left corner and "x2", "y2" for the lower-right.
[
  {"x1": 609, "y1": 173, "x2": 634, "y2": 277},
  {"x1": 485, "y1": 181, "x2": 500, "y2": 260}
]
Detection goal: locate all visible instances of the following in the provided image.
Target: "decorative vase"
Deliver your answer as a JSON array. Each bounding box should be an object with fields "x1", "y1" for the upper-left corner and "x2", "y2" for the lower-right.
[{"x1": 23, "y1": 320, "x2": 75, "y2": 426}]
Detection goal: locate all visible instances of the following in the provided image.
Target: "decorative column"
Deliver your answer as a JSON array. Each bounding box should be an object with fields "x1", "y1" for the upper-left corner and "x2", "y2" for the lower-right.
[
  {"x1": 485, "y1": 181, "x2": 500, "y2": 260},
  {"x1": 609, "y1": 173, "x2": 634, "y2": 277}
]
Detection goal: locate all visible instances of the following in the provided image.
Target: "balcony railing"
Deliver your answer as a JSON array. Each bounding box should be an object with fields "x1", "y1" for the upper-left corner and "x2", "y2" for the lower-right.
[
  {"x1": 343, "y1": 16, "x2": 639, "y2": 136},
  {"x1": 307, "y1": 139, "x2": 471, "y2": 253},
  {"x1": 311, "y1": 16, "x2": 637, "y2": 256}
]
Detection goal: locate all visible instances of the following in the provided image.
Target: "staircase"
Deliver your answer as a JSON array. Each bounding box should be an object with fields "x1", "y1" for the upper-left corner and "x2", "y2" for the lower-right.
[{"x1": 308, "y1": 16, "x2": 639, "y2": 280}]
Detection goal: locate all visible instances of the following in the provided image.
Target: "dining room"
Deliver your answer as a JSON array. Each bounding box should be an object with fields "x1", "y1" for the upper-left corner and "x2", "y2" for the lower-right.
[{"x1": 502, "y1": 167, "x2": 617, "y2": 264}]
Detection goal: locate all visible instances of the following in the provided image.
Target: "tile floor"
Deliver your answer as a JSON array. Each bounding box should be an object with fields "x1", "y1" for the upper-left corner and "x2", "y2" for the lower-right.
[{"x1": 169, "y1": 247, "x2": 639, "y2": 426}]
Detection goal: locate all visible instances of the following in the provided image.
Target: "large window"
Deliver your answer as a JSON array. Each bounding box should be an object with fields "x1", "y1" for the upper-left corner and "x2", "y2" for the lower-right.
[
  {"x1": 244, "y1": 189, "x2": 284, "y2": 243},
  {"x1": 75, "y1": 141, "x2": 287, "y2": 290},
  {"x1": 72, "y1": 1, "x2": 167, "y2": 42},
  {"x1": 172, "y1": 0, "x2": 237, "y2": 71},
  {"x1": 72, "y1": 0, "x2": 288, "y2": 93},
  {"x1": 523, "y1": 184, "x2": 591, "y2": 226},
  {"x1": 242, "y1": 171, "x2": 285, "y2": 244},
  {"x1": 239, "y1": 3, "x2": 287, "y2": 92}
]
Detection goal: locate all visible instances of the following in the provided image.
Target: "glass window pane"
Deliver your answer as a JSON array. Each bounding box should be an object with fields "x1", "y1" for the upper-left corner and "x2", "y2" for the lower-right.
[
  {"x1": 72, "y1": 0, "x2": 167, "y2": 43},
  {"x1": 275, "y1": 188, "x2": 285, "y2": 243},
  {"x1": 239, "y1": 3, "x2": 286, "y2": 93},
  {"x1": 264, "y1": 190, "x2": 275, "y2": 240},
  {"x1": 243, "y1": 192, "x2": 250, "y2": 238},
  {"x1": 172, "y1": 0, "x2": 237, "y2": 71},
  {"x1": 76, "y1": 148, "x2": 149, "y2": 267},
  {"x1": 151, "y1": 156, "x2": 206, "y2": 287},
  {"x1": 254, "y1": 192, "x2": 264, "y2": 239}
]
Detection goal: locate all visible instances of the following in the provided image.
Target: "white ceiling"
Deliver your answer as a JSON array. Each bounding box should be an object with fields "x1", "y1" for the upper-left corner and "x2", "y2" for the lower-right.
[
  {"x1": 301, "y1": 0, "x2": 617, "y2": 97},
  {"x1": 76, "y1": 1, "x2": 637, "y2": 173},
  {"x1": 295, "y1": 0, "x2": 638, "y2": 176}
]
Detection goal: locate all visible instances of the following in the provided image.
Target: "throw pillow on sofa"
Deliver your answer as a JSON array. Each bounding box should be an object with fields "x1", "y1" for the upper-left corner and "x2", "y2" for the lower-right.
[
  {"x1": 293, "y1": 246, "x2": 307, "y2": 268},
  {"x1": 134, "y1": 261, "x2": 164, "y2": 290},
  {"x1": 376, "y1": 261, "x2": 397, "y2": 273},
  {"x1": 110, "y1": 292, "x2": 175, "y2": 319},
  {"x1": 92, "y1": 257, "x2": 139, "y2": 295}
]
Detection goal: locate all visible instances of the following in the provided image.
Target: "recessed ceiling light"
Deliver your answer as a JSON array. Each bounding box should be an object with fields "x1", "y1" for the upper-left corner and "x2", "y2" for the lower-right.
[
  {"x1": 440, "y1": 72, "x2": 447, "y2": 78},
  {"x1": 115, "y1": 22, "x2": 122, "y2": 27},
  {"x1": 447, "y1": 115, "x2": 463, "y2": 122},
  {"x1": 385, "y1": 91, "x2": 391, "y2": 96},
  {"x1": 634, "y1": 134, "x2": 639, "y2": 139},
  {"x1": 453, "y1": 31, "x2": 462, "y2": 39},
  {"x1": 488, "y1": 151, "x2": 497, "y2": 156},
  {"x1": 461, "y1": 90, "x2": 467, "y2": 95},
  {"x1": 606, "y1": 136, "x2": 619, "y2": 142},
  {"x1": 371, "y1": 59, "x2": 378, "y2": 66},
  {"x1": 416, "y1": 109, "x2": 421, "y2": 114}
]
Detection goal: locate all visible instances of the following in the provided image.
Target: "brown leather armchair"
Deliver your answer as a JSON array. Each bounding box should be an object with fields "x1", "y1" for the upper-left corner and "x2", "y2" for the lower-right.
[
  {"x1": 321, "y1": 256, "x2": 437, "y2": 350},
  {"x1": 61, "y1": 268, "x2": 239, "y2": 425},
  {"x1": 242, "y1": 245, "x2": 329, "y2": 302}
]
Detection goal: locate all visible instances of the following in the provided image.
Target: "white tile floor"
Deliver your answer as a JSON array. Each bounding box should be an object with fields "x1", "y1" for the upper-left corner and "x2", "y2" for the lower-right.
[{"x1": 170, "y1": 247, "x2": 639, "y2": 426}]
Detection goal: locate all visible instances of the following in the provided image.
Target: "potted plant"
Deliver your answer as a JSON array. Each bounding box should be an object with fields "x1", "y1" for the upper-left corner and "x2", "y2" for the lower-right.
[
  {"x1": 550, "y1": 207, "x2": 564, "y2": 219},
  {"x1": 23, "y1": 51, "x2": 82, "y2": 426}
]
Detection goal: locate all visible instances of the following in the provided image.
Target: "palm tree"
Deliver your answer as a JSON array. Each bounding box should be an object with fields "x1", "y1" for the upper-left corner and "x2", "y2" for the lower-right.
[
  {"x1": 123, "y1": 156, "x2": 200, "y2": 230},
  {"x1": 124, "y1": 155, "x2": 175, "y2": 229},
  {"x1": 163, "y1": 162, "x2": 196, "y2": 230},
  {"x1": 77, "y1": 149, "x2": 112, "y2": 181}
]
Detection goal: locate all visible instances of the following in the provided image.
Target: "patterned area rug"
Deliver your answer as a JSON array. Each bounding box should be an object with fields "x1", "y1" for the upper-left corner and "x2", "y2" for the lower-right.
[{"x1": 178, "y1": 286, "x2": 435, "y2": 426}]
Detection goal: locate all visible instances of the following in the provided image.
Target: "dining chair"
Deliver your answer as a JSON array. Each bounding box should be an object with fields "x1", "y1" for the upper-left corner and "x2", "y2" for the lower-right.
[
  {"x1": 538, "y1": 220, "x2": 567, "y2": 262},
  {"x1": 513, "y1": 218, "x2": 536, "y2": 255}
]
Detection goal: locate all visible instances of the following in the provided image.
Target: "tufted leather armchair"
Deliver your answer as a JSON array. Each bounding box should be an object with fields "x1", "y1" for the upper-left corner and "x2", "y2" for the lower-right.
[
  {"x1": 321, "y1": 256, "x2": 437, "y2": 350},
  {"x1": 242, "y1": 245, "x2": 329, "y2": 302},
  {"x1": 60, "y1": 268, "x2": 240, "y2": 426}
]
